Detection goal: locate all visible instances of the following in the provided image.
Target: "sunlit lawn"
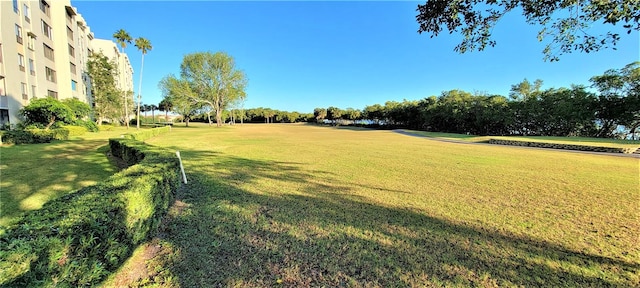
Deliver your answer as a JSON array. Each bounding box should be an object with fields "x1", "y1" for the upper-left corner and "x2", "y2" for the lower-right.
[
  {"x1": 0, "y1": 127, "x2": 130, "y2": 227},
  {"x1": 401, "y1": 129, "x2": 640, "y2": 149},
  {"x1": 119, "y1": 123, "x2": 639, "y2": 287}
]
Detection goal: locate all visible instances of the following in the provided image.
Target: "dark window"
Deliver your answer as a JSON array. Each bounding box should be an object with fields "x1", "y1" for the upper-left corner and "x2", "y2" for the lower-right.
[
  {"x1": 42, "y1": 21, "x2": 52, "y2": 39},
  {"x1": 15, "y1": 24, "x2": 23, "y2": 44},
  {"x1": 29, "y1": 59, "x2": 35, "y2": 75},
  {"x1": 18, "y1": 54, "x2": 25, "y2": 71},
  {"x1": 45, "y1": 67, "x2": 56, "y2": 83},
  {"x1": 47, "y1": 90, "x2": 58, "y2": 99},
  {"x1": 21, "y1": 83, "x2": 28, "y2": 99},
  {"x1": 43, "y1": 44, "x2": 54, "y2": 60},
  {"x1": 40, "y1": 0, "x2": 50, "y2": 16}
]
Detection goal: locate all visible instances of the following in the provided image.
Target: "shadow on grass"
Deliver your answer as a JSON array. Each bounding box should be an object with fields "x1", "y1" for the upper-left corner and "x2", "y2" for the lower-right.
[
  {"x1": 0, "y1": 139, "x2": 117, "y2": 226},
  {"x1": 147, "y1": 149, "x2": 639, "y2": 287}
]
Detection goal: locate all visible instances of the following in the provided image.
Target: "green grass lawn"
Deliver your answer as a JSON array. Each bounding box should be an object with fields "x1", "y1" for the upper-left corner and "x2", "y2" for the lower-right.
[
  {"x1": 105, "y1": 123, "x2": 639, "y2": 287},
  {"x1": 400, "y1": 129, "x2": 640, "y2": 149},
  {"x1": 0, "y1": 127, "x2": 129, "y2": 227}
]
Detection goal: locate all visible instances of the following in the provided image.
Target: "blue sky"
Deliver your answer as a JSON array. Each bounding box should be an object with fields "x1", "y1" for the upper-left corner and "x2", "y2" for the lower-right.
[{"x1": 73, "y1": 1, "x2": 639, "y2": 113}]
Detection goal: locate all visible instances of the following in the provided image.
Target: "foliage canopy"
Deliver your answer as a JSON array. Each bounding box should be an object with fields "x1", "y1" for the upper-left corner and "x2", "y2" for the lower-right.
[{"x1": 416, "y1": 0, "x2": 640, "y2": 61}]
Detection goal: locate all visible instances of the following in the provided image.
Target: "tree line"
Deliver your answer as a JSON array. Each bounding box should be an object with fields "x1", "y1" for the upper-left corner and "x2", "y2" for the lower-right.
[{"x1": 310, "y1": 62, "x2": 639, "y2": 139}]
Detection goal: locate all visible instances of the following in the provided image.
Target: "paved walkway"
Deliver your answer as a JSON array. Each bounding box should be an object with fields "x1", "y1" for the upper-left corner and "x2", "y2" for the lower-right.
[{"x1": 392, "y1": 130, "x2": 640, "y2": 159}]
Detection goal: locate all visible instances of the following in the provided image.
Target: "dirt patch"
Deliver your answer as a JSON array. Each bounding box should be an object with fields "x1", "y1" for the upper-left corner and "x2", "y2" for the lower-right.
[{"x1": 109, "y1": 240, "x2": 163, "y2": 287}]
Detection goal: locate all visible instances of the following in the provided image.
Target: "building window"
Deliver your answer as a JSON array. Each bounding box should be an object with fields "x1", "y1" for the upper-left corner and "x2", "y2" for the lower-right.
[
  {"x1": 18, "y1": 54, "x2": 25, "y2": 72},
  {"x1": 13, "y1": 0, "x2": 19, "y2": 13},
  {"x1": 45, "y1": 67, "x2": 56, "y2": 83},
  {"x1": 43, "y1": 44, "x2": 54, "y2": 60},
  {"x1": 70, "y1": 62, "x2": 76, "y2": 75},
  {"x1": 29, "y1": 58, "x2": 35, "y2": 75},
  {"x1": 15, "y1": 24, "x2": 23, "y2": 44},
  {"x1": 23, "y1": 4, "x2": 31, "y2": 23},
  {"x1": 42, "y1": 21, "x2": 52, "y2": 39},
  {"x1": 32, "y1": 85, "x2": 37, "y2": 99},
  {"x1": 40, "y1": 0, "x2": 50, "y2": 17},
  {"x1": 68, "y1": 44, "x2": 75, "y2": 58},
  {"x1": 71, "y1": 80, "x2": 77, "y2": 91},
  {"x1": 47, "y1": 90, "x2": 58, "y2": 99},
  {"x1": 67, "y1": 26, "x2": 74, "y2": 41},
  {"x1": 27, "y1": 34, "x2": 35, "y2": 50},
  {"x1": 21, "y1": 83, "x2": 28, "y2": 99}
]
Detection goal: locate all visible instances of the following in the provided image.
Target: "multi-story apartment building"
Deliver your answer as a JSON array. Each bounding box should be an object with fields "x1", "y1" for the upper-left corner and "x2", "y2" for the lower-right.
[
  {"x1": 91, "y1": 38, "x2": 134, "y2": 96},
  {"x1": 0, "y1": 0, "x2": 132, "y2": 128}
]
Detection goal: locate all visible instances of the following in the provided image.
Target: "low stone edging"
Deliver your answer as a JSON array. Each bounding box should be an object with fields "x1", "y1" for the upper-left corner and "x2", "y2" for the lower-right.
[{"x1": 488, "y1": 139, "x2": 637, "y2": 154}]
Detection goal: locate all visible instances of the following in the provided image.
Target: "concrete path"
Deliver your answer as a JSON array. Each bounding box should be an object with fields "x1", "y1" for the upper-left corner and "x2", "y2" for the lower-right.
[{"x1": 392, "y1": 130, "x2": 640, "y2": 159}]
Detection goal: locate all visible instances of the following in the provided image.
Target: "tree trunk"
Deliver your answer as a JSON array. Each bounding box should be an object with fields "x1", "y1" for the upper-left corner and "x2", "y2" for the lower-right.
[
  {"x1": 216, "y1": 107, "x2": 222, "y2": 127},
  {"x1": 124, "y1": 93, "x2": 129, "y2": 129},
  {"x1": 185, "y1": 117, "x2": 190, "y2": 127},
  {"x1": 45, "y1": 116, "x2": 56, "y2": 130},
  {"x1": 136, "y1": 53, "x2": 145, "y2": 130}
]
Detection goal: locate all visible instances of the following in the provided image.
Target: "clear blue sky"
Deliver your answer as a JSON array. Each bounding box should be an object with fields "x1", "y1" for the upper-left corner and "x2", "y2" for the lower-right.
[{"x1": 73, "y1": 1, "x2": 639, "y2": 113}]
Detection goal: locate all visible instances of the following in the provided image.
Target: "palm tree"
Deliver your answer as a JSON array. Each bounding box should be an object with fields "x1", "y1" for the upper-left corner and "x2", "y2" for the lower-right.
[
  {"x1": 113, "y1": 29, "x2": 132, "y2": 53},
  {"x1": 113, "y1": 29, "x2": 133, "y2": 129},
  {"x1": 158, "y1": 98, "x2": 173, "y2": 122},
  {"x1": 134, "y1": 37, "x2": 152, "y2": 129},
  {"x1": 149, "y1": 104, "x2": 158, "y2": 123}
]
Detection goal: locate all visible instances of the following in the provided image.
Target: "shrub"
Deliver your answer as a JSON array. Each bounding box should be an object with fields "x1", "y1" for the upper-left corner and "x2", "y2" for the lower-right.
[
  {"x1": 73, "y1": 120, "x2": 99, "y2": 132},
  {"x1": 0, "y1": 137, "x2": 181, "y2": 286},
  {"x1": 1, "y1": 129, "x2": 55, "y2": 144},
  {"x1": 98, "y1": 124, "x2": 115, "y2": 132},
  {"x1": 20, "y1": 98, "x2": 74, "y2": 129}
]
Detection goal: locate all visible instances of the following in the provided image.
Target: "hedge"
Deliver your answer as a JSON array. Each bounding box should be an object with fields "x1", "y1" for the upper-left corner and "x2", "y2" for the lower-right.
[
  {"x1": 488, "y1": 139, "x2": 638, "y2": 154},
  {"x1": 0, "y1": 134, "x2": 181, "y2": 286},
  {"x1": 0, "y1": 128, "x2": 70, "y2": 145}
]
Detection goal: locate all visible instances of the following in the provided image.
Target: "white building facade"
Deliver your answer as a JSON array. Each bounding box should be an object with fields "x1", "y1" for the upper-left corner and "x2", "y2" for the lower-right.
[{"x1": 0, "y1": 0, "x2": 131, "y2": 128}]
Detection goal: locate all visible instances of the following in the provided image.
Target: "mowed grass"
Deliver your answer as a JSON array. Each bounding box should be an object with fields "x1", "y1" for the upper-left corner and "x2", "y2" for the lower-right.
[
  {"x1": 121, "y1": 123, "x2": 639, "y2": 287},
  {"x1": 0, "y1": 127, "x2": 129, "y2": 227},
  {"x1": 401, "y1": 129, "x2": 640, "y2": 149}
]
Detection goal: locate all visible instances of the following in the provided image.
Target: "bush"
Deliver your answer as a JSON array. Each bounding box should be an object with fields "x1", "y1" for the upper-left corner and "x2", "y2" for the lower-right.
[
  {"x1": 1, "y1": 129, "x2": 56, "y2": 144},
  {"x1": 0, "y1": 137, "x2": 181, "y2": 286},
  {"x1": 73, "y1": 120, "x2": 99, "y2": 132}
]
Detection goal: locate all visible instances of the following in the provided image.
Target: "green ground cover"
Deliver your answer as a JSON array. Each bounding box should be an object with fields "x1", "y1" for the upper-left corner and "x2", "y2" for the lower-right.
[
  {"x1": 108, "y1": 123, "x2": 638, "y2": 287},
  {"x1": 0, "y1": 127, "x2": 129, "y2": 227}
]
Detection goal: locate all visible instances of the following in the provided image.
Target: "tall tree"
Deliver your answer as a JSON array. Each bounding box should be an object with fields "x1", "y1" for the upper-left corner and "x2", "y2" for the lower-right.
[
  {"x1": 149, "y1": 104, "x2": 158, "y2": 123},
  {"x1": 313, "y1": 108, "x2": 327, "y2": 123},
  {"x1": 158, "y1": 74, "x2": 202, "y2": 127},
  {"x1": 134, "y1": 37, "x2": 152, "y2": 129},
  {"x1": 113, "y1": 29, "x2": 132, "y2": 54},
  {"x1": 180, "y1": 51, "x2": 248, "y2": 127},
  {"x1": 113, "y1": 29, "x2": 133, "y2": 128},
  {"x1": 416, "y1": 0, "x2": 640, "y2": 61},
  {"x1": 590, "y1": 61, "x2": 640, "y2": 138},
  {"x1": 158, "y1": 98, "x2": 174, "y2": 122},
  {"x1": 87, "y1": 52, "x2": 120, "y2": 125}
]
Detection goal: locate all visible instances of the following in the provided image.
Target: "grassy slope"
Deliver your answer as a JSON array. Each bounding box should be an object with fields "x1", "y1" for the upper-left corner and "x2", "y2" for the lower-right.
[
  {"x1": 128, "y1": 123, "x2": 639, "y2": 287},
  {"x1": 0, "y1": 128, "x2": 127, "y2": 227}
]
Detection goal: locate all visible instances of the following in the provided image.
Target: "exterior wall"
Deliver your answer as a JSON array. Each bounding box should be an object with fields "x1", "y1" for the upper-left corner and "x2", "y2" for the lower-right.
[
  {"x1": 90, "y1": 38, "x2": 134, "y2": 93},
  {"x1": 0, "y1": 0, "x2": 104, "y2": 128}
]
